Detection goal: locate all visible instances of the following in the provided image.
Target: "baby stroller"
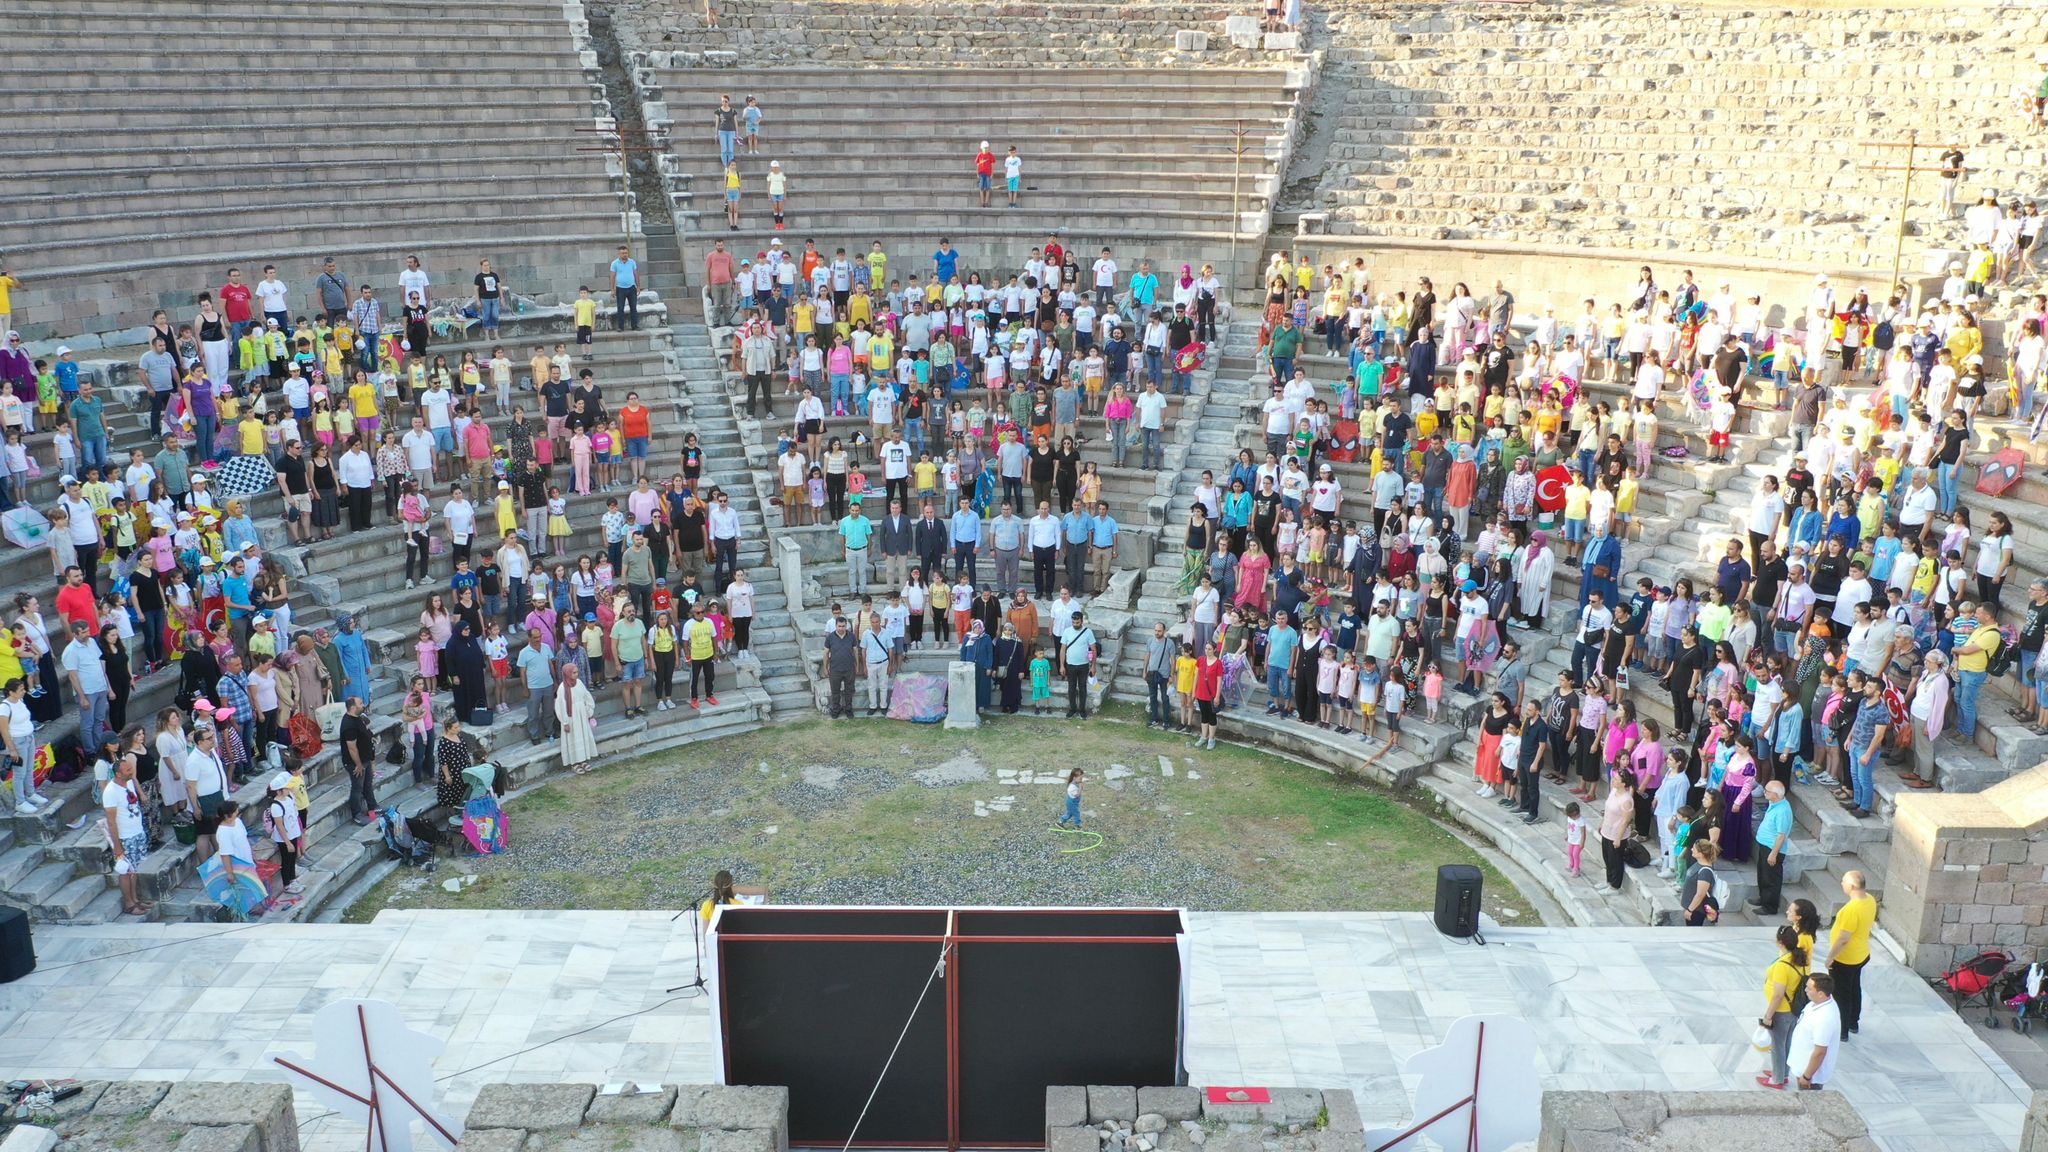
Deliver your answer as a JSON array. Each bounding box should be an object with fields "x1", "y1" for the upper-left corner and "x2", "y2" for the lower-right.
[
  {"x1": 1998, "y1": 962, "x2": 2043, "y2": 1033},
  {"x1": 377, "y1": 806, "x2": 437, "y2": 872},
  {"x1": 457, "y1": 761, "x2": 509, "y2": 856},
  {"x1": 1932, "y1": 947, "x2": 2013, "y2": 1025}
]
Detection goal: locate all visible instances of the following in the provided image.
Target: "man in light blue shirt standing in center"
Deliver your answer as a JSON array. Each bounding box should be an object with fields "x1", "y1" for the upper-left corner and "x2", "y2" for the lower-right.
[
  {"x1": 1749, "y1": 779, "x2": 1795, "y2": 916},
  {"x1": 949, "y1": 497, "x2": 982, "y2": 584},
  {"x1": 1060, "y1": 503, "x2": 1094, "y2": 598}
]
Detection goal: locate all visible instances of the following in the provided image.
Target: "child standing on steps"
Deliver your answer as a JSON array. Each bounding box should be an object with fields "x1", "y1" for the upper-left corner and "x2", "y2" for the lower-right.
[
  {"x1": 1422, "y1": 662, "x2": 1444, "y2": 723},
  {"x1": 1029, "y1": 648, "x2": 1052, "y2": 714},
  {"x1": 1564, "y1": 801, "x2": 1586, "y2": 877}
]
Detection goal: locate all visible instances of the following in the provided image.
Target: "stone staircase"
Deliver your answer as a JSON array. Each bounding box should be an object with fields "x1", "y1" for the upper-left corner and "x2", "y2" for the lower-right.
[{"x1": 635, "y1": 63, "x2": 1309, "y2": 294}]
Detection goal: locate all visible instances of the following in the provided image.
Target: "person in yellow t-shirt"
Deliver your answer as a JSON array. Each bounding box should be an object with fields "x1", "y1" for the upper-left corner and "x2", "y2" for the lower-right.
[
  {"x1": 0, "y1": 262, "x2": 20, "y2": 334},
  {"x1": 574, "y1": 288, "x2": 599, "y2": 355},
  {"x1": 1827, "y1": 871, "x2": 1877, "y2": 1038},
  {"x1": 1757, "y1": 925, "x2": 1810, "y2": 1089},
  {"x1": 237, "y1": 413, "x2": 265, "y2": 457},
  {"x1": 1562, "y1": 473, "x2": 1592, "y2": 563}
]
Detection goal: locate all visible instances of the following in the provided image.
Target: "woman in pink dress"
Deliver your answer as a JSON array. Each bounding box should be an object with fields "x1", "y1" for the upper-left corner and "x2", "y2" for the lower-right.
[{"x1": 1233, "y1": 539, "x2": 1272, "y2": 612}]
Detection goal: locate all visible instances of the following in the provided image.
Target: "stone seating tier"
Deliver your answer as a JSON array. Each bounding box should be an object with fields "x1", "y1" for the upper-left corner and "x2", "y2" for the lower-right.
[
  {"x1": 1304, "y1": 1, "x2": 2048, "y2": 270},
  {"x1": 2, "y1": 0, "x2": 620, "y2": 342}
]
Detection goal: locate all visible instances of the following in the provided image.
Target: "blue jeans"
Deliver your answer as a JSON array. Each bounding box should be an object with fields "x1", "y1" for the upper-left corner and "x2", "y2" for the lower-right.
[
  {"x1": 1936, "y1": 460, "x2": 1960, "y2": 516},
  {"x1": 718, "y1": 130, "x2": 736, "y2": 166},
  {"x1": 1171, "y1": 368, "x2": 1192, "y2": 394},
  {"x1": 1956, "y1": 667, "x2": 1988, "y2": 739},
  {"x1": 1061, "y1": 793, "x2": 1082, "y2": 827},
  {"x1": 77, "y1": 690, "x2": 110, "y2": 756},
  {"x1": 1267, "y1": 667, "x2": 1292, "y2": 711},
  {"x1": 830, "y1": 373, "x2": 851, "y2": 411},
  {"x1": 479, "y1": 298, "x2": 501, "y2": 331},
  {"x1": 80, "y1": 435, "x2": 110, "y2": 471},
  {"x1": 1141, "y1": 427, "x2": 1163, "y2": 470},
  {"x1": 904, "y1": 418, "x2": 925, "y2": 458},
  {"x1": 358, "y1": 338, "x2": 380, "y2": 373},
  {"x1": 1144, "y1": 349, "x2": 1164, "y2": 387},
  {"x1": 1108, "y1": 419, "x2": 1129, "y2": 467},
  {"x1": 1848, "y1": 740, "x2": 1876, "y2": 812},
  {"x1": 194, "y1": 414, "x2": 218, "y2": 461},
  {"x1": 1272, "y1": 356, "x2": 1294, "y2": 384}
]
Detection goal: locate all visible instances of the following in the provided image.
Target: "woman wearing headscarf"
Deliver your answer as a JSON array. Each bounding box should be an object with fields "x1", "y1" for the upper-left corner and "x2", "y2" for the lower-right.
[
  {"x1": 177, "y1": 629, "x2": 220, "y2": 713},
  {"x1": 445, "y1": 619, "x2": 490, "y2": 724},
  {"x1": 991, "y1": 622, "x2": 1026, "y2": 715},
  {"x1": 284, "y1": 632, "x2": 330, "y2": 719},
  {"x1": 221, "y1": 500, "x2": 259, "y2": 558},
  {"x1": 1173, "y1": 264, "x2": 1198, "y2": 314},
  {"x1": 0, "y1": 332, "x2": 34, "y2": 408},
  {"x1": 959, "y1": 619, "x2": 994, "y2": 713},
  {"x1": 1515, "y1": 530, "x2": 1555, "y2": 628},
  {"x1": 333, "y1": 614, "x2": 372, "y2": 705},
  {"x1": 1906, "y1": 648, "x2": 1951, "y2": 785}
]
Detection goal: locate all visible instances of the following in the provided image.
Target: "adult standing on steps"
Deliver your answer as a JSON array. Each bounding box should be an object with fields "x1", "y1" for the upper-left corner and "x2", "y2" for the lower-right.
[
  {"x1": 315, "y1": 257, "x2": 349, "y2": 325},
  {"x1": 715, "y1": 93, "x2": 739, "y2": 168},
  {"x1": 1828, "y1": 871, "x2": 1878, "y2": 1040},
  {"x1": 704, "y1": 241, "x2": 736, "y2": 328},
  {"x1": 554, "y1": 661, "x2": 598, "y2": 774},
  {"x1": 610, "y1": 245, "x2": 640, "y2": 332}
]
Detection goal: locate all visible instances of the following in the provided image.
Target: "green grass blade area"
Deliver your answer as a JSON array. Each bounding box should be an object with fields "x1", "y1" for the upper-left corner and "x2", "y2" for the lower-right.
[{"x1": 347, "y1": 705, "x2": 1535, "y2": 924}]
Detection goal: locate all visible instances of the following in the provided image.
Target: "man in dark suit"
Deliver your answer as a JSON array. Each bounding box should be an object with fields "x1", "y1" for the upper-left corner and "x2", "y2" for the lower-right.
[
  {"x1": 912, "y1": 501, "x2": 948, "y2": 580},
  {"x1": 878, "y1": 498, "x2": 914, "y2": 591}
]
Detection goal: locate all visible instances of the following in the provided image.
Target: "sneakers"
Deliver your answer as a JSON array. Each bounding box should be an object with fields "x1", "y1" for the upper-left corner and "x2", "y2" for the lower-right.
[
  {"x1": 14, "y1": 802, "x2": 36, "y2": 815},
  {"x1": 706, "y1": 695, "x2": 719, "y2": 706},
  {"x1": 1755, "y1": 1074, "x2": 1785, "y2": 1091},
  {"x1": 285, "y1": 881, "x2": 305, "y2": 895},
  {"x1": 405, "y1": 579, "x2": 417, "y2": 589},
  {"x1": 1477, "y1": 785, "x2": 1497, "y2": 798},
  {"x1": 689, "y1": 698, "x2": 702, "y2": 710}
]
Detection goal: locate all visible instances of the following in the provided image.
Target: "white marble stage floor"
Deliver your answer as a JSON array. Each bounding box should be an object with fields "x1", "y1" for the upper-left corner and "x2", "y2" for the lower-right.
[{"x1": 0, "y1": 911, "x2": 2028, "y2": 1152}]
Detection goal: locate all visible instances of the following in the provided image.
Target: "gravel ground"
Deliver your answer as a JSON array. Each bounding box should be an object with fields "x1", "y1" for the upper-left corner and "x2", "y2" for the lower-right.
[{"x1": 344, "y1": 711, "x2": 1533, "y2": 923}]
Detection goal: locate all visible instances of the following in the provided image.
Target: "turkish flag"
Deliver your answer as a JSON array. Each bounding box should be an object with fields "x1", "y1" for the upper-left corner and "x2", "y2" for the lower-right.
[{"x1": 1534, "y1": 465, "x2": 1571, "y2": 512}]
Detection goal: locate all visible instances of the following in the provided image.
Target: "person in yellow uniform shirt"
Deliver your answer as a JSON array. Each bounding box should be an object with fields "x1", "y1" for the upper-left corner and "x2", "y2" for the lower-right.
[
  {"x1": 1561, "y1": 470, "x2": 1592, "y2": 566},
  {"x1": 0, "y1": 260, "x2": 21, "y2": 337},
  {"x1": 1827, "y1": 870, "x2": 1877, "y2": 1040},
  {"x1": 1756, "y1": 925, "x2": 1809, "y2": 1089},
  {"x1": 698, "y1": 869, "x2": 738, "y2": 923}
]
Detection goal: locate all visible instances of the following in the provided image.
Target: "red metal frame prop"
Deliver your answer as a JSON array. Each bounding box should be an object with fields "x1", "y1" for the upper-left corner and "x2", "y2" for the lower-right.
[
  {"x1": 273, "y1": 1003, "x2": 460, "y2": 1152},
  {"x1": 1366, "y1": 1021, "x2": 1488, "y2": 1152}
]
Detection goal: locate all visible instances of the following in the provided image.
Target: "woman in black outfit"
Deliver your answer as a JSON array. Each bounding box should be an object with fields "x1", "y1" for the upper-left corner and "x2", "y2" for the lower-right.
[
  {"x1": 1292, "y1": 616, "x2": 1325, "y2": 722},
  {"x1": 309, "y1": 443, "x2": 341, "y2": 541},
  {"x1": 99, "y1": 623, "x2": 133, "y2": 733},
  {"x1": 1054, "y1": 437, "x2": 1081, "y2": 512}
]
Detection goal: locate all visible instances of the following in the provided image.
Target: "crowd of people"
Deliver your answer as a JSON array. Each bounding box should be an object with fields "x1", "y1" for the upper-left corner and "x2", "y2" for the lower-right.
[
  {"x1": 1123, "y1": 247, "x2": 2048, "y2": 963},
  {"x1": 706, "y1": 229, "x2": 1226, "y2": 719},
  {"x1": 0, "y1": 249, "x2": 764, "y2": 912}
]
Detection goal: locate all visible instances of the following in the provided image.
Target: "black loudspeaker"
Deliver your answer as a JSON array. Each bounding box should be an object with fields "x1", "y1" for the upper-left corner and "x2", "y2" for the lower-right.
[
  {"x1": 0, "y1": 906, "x2": 35, "y2": 982},
  {"x1": 1434, "y1": 864, "x2": 1484, "y2": 942}
]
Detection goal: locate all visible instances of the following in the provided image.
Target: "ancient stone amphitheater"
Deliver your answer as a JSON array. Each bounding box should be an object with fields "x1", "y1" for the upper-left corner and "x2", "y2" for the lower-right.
[{"x1": 3, "y1": 0, "x2": 2045, "y2": 980}]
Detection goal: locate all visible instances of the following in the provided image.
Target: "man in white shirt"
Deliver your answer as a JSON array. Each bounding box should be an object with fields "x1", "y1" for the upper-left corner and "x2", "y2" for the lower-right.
[
  {"x1": 421, "y1": 380, "x2": 455, "y2": 453},
  {"x1": 255, "y1": 264, "x2": 291, "y2": 329},
  {"x1": 1262, "y1": 384, "x2": 1294, "y2": 459},
  {"x1": 402, "y1": 416, "x2": 439, "y2": 490},
  {"x1": 1135, "y1": 380, "x2": 1169, "y2": 470},
  {"x1": 1898, "y1": 471, "x2": 1938, "y2": 539},
  {"x1": 443, "y1": 486, "x2": 477, "y2": 569},
  {"x1": 1028, "y1": 501, "x2": 1062, "y2": 599},
  {"x1": 879, "y1": 431, "x2": 911, "y2": 508},
  {"x1": 707, "y1": 489, "x2": 743, "y2": 589},
  {"x1": 1787, "y1": 973, "x2": 1842, "y2": 1090},
  {"x1": 398, "y1": 255, "x2": 431, "y2": 307},
  {"x1": 103, "y1": 754, "x2": 150, "y2": 914}
]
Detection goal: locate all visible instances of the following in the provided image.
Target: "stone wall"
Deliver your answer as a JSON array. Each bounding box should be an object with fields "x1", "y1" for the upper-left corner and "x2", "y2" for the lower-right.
[
  {"x1": 1045, "y1": 1085, "x2": 1363, "y2": 1152},
  {"x1": 616, "y1": 0, "x2": 1276, "y2": 64},
  {"x1": 1884, "y1": 762, "x2": 2048, "y2": 978},
  {"x1": 0, "y1": 1082, "x2": 300, "y2": 1152},
  {"x1": 459, "y1": 1083, "x2": 788, "y2": 1152},
  {"x1": 1538, "y1": 1089, "x2": 1872, "y2": 1152}
]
